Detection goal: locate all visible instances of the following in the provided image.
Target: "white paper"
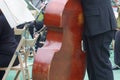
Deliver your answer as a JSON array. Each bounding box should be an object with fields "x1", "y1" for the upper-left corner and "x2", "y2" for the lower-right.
[{"x1": 0, "y1": 0, "x2": 35, "y2": 28}]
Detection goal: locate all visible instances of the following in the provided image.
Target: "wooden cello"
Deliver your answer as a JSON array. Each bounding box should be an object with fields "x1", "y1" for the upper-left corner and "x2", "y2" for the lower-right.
[{"x1": 32, "y1": 0, "x2": 86, "y2": 80}]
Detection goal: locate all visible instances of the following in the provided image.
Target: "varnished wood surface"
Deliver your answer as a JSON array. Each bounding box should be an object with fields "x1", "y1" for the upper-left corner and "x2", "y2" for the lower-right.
[{"x1": 32, "y1": 0, "x2": 86, "y2": 80}]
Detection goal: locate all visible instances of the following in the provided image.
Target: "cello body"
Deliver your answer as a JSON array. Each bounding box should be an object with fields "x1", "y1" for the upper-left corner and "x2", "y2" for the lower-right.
[{"x1": 32, "y1": 0, "x2": 86, "y2": 80}]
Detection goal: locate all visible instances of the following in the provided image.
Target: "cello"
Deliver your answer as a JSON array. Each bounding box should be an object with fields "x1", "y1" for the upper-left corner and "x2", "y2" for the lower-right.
[{"x1": 32, "y1": 0, "x2": 86, "y2": 80}]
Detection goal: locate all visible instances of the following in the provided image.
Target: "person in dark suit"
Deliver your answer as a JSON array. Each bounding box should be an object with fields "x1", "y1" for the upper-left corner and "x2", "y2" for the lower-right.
[
  {"x1": 81, "y1": 0, "x2": 117, "y2": 80},
  {"x1": 111, "y1": 0, "x2": 120, "y2": 70},
  {"x1": 112, "y1": 30, "x2": 120, "y2": 70},
  {"x1": 15, "y1": 20, "x2": 44, "y2": 51},
  {"x1": 0, "y1": 11, "x2": 19, "y2": 79}
]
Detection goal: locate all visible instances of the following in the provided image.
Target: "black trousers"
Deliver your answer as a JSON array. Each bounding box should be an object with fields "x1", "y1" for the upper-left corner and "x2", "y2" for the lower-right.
[
  {"x1": 83, "y1": 30, "x2": 115, "y2": 80},
  {"x1": 0, "y1": 54, "x2": 19, "y2": 79},
  {"x1": 0, "y1": 14, "x2": 19, "y2": 79},
  {"x1": 114, "y1": 30, "x2": 120, "y2": 66}
]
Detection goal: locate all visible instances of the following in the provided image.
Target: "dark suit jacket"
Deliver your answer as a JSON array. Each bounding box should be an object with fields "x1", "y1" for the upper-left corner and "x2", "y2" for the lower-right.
[
  {"x1": 0, "y1": 14, "x2": 17, "y2": 56},
  {"x1": 81, "y1": 0, "x2": 117, "y2": 36}
]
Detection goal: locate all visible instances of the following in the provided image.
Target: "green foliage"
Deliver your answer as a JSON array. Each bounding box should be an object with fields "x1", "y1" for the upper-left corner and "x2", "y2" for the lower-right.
[
  {"x1": 117, "y1": 6, "x2": 120, "y2": 29},
  {"x1": 36, "y1": 13, "x2": 44, "y2": 21}
]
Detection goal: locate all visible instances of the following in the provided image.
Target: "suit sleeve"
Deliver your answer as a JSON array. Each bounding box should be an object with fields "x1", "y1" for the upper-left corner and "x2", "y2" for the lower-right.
[{"x1": 0, "y1": 15, "x2": 3, "y2": 36}]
